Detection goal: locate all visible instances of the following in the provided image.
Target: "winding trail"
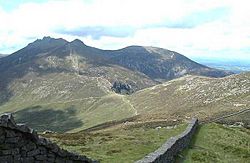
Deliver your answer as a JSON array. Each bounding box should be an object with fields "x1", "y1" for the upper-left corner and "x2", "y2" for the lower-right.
[{"x1": 121, "y1": 95, "x2": 138, "y2": 116}]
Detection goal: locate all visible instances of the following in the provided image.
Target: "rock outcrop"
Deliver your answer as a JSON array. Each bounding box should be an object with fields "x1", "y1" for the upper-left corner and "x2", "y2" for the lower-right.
[
  {"x1": 111, "y1": 81, "x2": 134, "y2": 95},
  {"x1": 0, "y1": 113, "x2": 98, "y2": 163}
]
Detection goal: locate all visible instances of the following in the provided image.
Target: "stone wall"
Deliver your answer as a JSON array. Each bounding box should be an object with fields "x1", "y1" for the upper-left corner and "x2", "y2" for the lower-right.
[
  {"x1": 135, "y1": 118, "x2": 198, "y2": 163},
  {"x1": 0, "y1": 113, "x2": 98, "y2": 163}
]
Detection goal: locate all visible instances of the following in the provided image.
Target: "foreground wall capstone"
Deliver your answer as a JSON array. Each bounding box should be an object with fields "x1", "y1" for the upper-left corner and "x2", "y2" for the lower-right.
[
  {"x1": 135, "y1": 118, "x2": 198, "y2": 163},
  {"x1": 0, "y1": 113, "x2": 98, "y2": 163}
]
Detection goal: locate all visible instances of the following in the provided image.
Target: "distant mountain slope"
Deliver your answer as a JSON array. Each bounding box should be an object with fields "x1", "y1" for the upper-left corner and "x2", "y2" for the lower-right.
[
  {"x1": 0, "y1": 36, "x2": 232, "y2": 104},
  {"x1": 0, "y1": 37, "x2": 68, "y2": 70},
  {"x1": 0, "y1": 36, "x2": 231, "y2": 85},
  {"x1": 128, "y1": 72, "x2": 250, "y2": 123},
  {"x1": 0, "y1": 36, "x2": 237, "y2": 132},
  {"x1": 0, "y1": 37, "x2": 156, "y2": 104},
  {"x1": 109, "y1": 46, "x2": 232, "y2": 81},
  {"x1": 0, "y1": 54, "x2": 7, "y2": 58}
]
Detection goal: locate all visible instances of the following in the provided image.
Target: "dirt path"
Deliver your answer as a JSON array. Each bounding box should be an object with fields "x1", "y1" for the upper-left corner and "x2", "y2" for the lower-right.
[{"x1": 121, "y1": 96, "x2": 138, "y2": 116}]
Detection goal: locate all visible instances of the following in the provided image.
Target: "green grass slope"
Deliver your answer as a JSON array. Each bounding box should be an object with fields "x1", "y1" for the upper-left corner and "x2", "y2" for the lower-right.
[
  {"x1": 0, "y1": 72, "x2": 138, "y2": 132},
  {"x1": 0, "y1": 72, "x2": 249, "y2": 133},
  {"x1": 43, "y1": 122, "x2": 188, "y2": 163},
  {"x1": 178, "y1": 123, "x2": 250, "y2": 163}
]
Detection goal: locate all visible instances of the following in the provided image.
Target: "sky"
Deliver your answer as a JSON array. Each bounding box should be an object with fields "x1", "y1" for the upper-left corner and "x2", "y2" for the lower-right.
[{"x1": 0, "y1": 0, "x2": 250, "y2": 61}]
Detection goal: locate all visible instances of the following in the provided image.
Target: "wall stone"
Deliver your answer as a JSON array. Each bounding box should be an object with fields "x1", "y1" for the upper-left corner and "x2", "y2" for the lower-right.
[
  {"x1": 0, "y1": 113, "x2": 98, "y2": 163},
  {"x1": 135, "y1": 118, "x2": 198, "y2": 163}
]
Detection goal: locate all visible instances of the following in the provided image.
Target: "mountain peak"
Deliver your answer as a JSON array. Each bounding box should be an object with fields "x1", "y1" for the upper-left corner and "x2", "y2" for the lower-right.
[
  {"x1": 28, "y1": 36, "x2": 68, "y2": 48},
  {"x1": 42, "y1": 36, "x2": 53, "y2": 40},
  {"x1": 70, "y1": 39, "x2": 86, "y2": 46},
  {"x1": 1, "y1": 36, "x2": 233, "y2": 82},
  {"x1": 6, "y1": 36, "x2": 69, "y2": 60}
]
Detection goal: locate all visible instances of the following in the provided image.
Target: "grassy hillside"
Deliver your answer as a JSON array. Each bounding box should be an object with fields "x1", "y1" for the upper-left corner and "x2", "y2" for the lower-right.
[
  {"x1": 0, "y1": 72, "x2": 249, "y2": 132},
  {"x1": 0, "y1": 71, "x2": 150, "y2": 132},
  {"x1": 43, "y1": 122, "x2": 188, "y2": 163},
  {"x1": 128, "y1": 72, "x2": 250, "y2": 123},
  {"x1": 1, "y1": 94, "x2": 136, "y2": 133},
  {"x1": 43, "y1": 121, "x2": 250, "y2": 163},
  {"x1": 177, "y1": 123, "x2": 250, "y2": 163}
]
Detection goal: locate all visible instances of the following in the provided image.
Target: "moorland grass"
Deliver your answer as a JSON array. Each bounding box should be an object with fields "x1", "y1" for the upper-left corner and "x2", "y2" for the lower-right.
[
  {"x1": 177, "y1": 123, "x2": 250, "y2": 163},
  {"x1": 44, "y1": 123, "x2": 187, "y2": 163}
]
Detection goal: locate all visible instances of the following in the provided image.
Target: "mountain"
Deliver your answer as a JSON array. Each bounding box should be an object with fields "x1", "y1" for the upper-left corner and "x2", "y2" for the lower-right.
[
  {"x1": 0, "y1": 36, "x2": 232, "y2": 80},
  {"x1": 0, "y1": 37, "x2": 157, "y2": 104},
  {"x1": 108, "y1": 46, "x2": 232, "y2": 81},
  {"x1": 0, "y1": 36, "x2": 235, "y2": 132},
  {"x1": 0, "y1": 54, "x2": 7, "y2": 58}
]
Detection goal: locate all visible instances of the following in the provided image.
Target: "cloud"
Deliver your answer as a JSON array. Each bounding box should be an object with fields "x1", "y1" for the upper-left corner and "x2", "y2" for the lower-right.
[
  {"x1": 146, "y1": 6, "x2": 230, "y2": 29},
  {"x1": 55, "y1": 26, "x2": 136, "y2": 40},
  {"x1": 170, "y1": 7, "x2": 230, "y2": 28},
  {"x1": 0, "y1": 0, "x2": 249, "y2": 61},
  {"x1": 55, "y1": 6, "x2": 229, "y2": 40}
]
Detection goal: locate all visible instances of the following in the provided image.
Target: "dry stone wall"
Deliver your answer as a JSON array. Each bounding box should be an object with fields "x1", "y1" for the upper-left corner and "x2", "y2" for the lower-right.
[
  {"x1": 0, "y1": 113, "x2": 98, "y2": 163},
  {"x1": 135, "y1": 118, "x2": 198, "y2": 163}
]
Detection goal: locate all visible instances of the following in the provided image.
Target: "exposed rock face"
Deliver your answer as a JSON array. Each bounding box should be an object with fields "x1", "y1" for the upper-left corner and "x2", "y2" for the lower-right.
[
  {"x1": 111, "y1": 81, "x2": 134, "y2": 95},
  {"x1": 0, "y1": 113, "x2": 98, "y2": 163}
]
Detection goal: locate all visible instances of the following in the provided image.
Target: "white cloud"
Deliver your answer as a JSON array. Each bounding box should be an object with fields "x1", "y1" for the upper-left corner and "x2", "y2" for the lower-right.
[{"x1": 0, "y1": 0, "x2": 250, "y2": 61}]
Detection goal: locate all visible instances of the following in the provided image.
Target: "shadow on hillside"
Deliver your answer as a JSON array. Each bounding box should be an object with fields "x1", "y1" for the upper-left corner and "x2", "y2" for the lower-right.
[
  {"x1": 0, "y1": 88, "x2": 13, "y2": 106},
  {"x1": 14, "y1": 105, "x2": 83, "y2": 133},
  {"x1": 0, "y1": 58, "x2": 73, "y2": 106},
  {"x1": 175, "y1": 125, "x2": 201, "y2": 163}
]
